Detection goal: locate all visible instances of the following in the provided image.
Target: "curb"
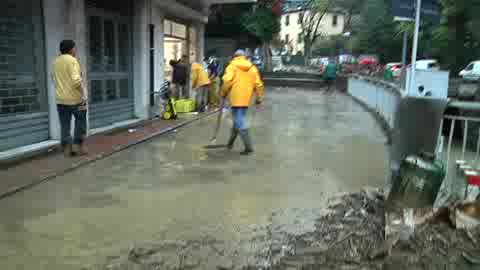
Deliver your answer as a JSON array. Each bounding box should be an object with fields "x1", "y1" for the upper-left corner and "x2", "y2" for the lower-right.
[{"x1": 0, "y1": 110, "x2": 219, "y2": 200}]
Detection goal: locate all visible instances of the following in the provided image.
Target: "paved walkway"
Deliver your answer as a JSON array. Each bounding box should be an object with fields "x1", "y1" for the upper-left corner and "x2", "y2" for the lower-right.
[
  {"x1": 0, "y1": 111, "x2": 216, "y2": 199},
  {"x1": 0, "y1": 87, "x2": 388, "y2": 270}
]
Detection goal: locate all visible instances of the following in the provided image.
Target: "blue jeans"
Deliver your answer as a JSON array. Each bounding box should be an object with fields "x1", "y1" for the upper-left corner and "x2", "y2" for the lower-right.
[
  {"x1": 57, "y1": 104, "x2": 87, "y2": 146},
  {"x1": 231, "y1": 107, "x2": 248, "y2": 130}
]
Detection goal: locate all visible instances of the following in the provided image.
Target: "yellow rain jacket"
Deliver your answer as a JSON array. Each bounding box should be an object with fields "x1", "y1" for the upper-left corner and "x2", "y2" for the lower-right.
[
  {"x1": 220, "y1": 56, "x2": 264, "y2": 107},
  {"x1": 191, "y1": 62, "x2": 210, "y2": 89},
  {"x1": 52, "y1": 54, "x2": 83, "y2": 105}
]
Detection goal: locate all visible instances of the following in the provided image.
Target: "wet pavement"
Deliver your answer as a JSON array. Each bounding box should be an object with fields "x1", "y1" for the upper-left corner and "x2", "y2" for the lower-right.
[{"x1": 0, "y1": 87, "x2": 388, "y2": 270}]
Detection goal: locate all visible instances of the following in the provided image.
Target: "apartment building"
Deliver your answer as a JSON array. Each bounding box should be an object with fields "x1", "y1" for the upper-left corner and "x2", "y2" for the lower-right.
[{"x1": 279, "y1": 5, "x2": 345, "y2": 55}]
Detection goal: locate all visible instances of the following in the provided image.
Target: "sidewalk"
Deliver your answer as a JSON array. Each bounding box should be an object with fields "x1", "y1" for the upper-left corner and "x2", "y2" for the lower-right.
[{"x1": 0, "y1": 110, "x2": 218, "y2": 199}]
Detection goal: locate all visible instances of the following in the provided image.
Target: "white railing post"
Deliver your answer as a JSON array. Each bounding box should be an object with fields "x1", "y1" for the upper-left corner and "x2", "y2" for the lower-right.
[
  {"x1": 462, "y1": 120, "x2": 468, "y2": 161},
  {"x1": 446, "y1": 119, "x2": 456, "y2": 180}
]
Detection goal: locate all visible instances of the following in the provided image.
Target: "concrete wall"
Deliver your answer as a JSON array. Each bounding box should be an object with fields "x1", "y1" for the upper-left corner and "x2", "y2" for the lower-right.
[
  {"x1": 43, "y1": 0, "x2": 68, "y2": 140},
  {"x1": 133, "y1": 0, "x2": 150, "y2": 120},
  {"x1": 153, "y1": 7, "x2": 166, "y2": 93}
]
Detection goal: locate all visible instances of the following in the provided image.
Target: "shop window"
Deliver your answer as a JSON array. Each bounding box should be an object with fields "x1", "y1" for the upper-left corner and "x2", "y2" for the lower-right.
[
  {"x1": 90, "y1": 80, "x2": 103, "y2": 103},
  {"x1": 172, "y1": 22, "x2": 187, "y2": 39},
  {"x1": 0, "y1": 0, "x2": 45, "y2": 115},
  {"x1": 89, "y1": 16, "x2": 102, "y2": 72},
  {"x1": 118, "y1": 23, "x2": 129, "y2": 72},
  {"x1": 103, "y1": 20, "x2": 116, "y2": 71},
  {"x1": 119, "y1": 79, "x2": 129, "y2": 98},
  {"x1": 164, "y1": 20, "x2": 172, "y2": 35},
  {"x1": 106, "y1": 79, "x2": 117, "y2": 100}
]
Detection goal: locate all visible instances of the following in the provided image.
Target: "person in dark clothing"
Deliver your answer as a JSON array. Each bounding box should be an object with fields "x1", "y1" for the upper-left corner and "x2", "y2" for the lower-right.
[{"x1": 170, "y1": 55, "x2": 188, "y2": 99}]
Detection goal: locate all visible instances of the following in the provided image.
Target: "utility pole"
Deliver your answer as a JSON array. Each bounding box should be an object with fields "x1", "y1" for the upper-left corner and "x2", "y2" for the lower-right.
[{"x1": 408, "y1": 0, "x2": 422, "y2": 96}]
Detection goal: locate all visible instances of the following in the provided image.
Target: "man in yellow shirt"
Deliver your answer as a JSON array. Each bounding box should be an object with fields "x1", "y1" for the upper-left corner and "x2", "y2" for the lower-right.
[
  {"x1": 220, "y1": 49, "x2": 264, "y2": 155},
  {"x1": 52, "y1": 40, "x2": 88, "y2": 157}
]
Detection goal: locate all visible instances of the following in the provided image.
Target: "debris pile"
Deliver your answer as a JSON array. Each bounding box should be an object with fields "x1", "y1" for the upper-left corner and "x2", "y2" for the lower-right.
[
  {"x1": 275, "y1": 191, "x2": 480, "y2": 270},
  {"x1": 384, "y1": 203, "x2": 480, "y2": 270},
  {"x1": 274, "y1": 189, "x2": 386, "y2": 270}
]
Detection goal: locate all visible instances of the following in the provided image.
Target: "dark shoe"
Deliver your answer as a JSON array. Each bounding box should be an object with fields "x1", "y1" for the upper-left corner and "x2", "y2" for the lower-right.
[
  {"x1": 239, "y1": 129, "x2": 254, "y2": 155},
  {"x1": 73, "y1": 143, "x2": 88, "y2": 156},
  {"x1": 227, "y1": 128, "x2": 239, "y2": 150},
  {"x1": 240, "y1": 149, "x2": 254, "y2": 156},
  {"x1": 63, "y1": 144, "x2": 73, "y2": 157}
]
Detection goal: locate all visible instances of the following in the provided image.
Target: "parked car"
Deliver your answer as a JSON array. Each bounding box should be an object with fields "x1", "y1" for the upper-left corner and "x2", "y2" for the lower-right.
[
  {"x1": 386, "y1": 62, "x2": 403, "y2": 78},
  {"x1": 459, "y1": 61, "x2": 480, "y2": 81}
]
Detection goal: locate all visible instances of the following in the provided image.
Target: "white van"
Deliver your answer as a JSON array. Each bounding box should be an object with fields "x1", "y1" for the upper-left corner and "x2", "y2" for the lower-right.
[
  {"x1": 415, "y1": 59, "x2": 440, "y2": 70},
  {"x1": 459, "y1": 61, "x2": 480, "y2": 81}
]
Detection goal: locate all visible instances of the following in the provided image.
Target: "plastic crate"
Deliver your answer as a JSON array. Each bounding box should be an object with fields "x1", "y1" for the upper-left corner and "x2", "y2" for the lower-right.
[{"x1": 175, "y1": 99, "x2": 196, "y2": 113}]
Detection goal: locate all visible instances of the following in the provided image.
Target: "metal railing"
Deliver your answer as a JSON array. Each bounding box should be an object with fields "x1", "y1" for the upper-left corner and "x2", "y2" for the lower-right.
[
  {"x1": 438, "y1": 101, "x2": 480, "y2": 203},
  {"x1": 348, "y1": 76, "x2": 480, "y2": 205},
  {"x1": 347, "y1": 74, "x2": 403, "y2": 130}
]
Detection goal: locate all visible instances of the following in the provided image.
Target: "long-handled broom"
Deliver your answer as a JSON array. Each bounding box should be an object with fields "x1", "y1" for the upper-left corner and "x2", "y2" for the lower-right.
[{"x1": 204, "y1": 98, "x2": 227, "y2": 149}]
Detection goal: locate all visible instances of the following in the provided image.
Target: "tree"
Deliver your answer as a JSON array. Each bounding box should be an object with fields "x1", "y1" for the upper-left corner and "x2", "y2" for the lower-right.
[
  {"x1": 298, "y1": 0, "x2": 334, "y2": 62},
  {"x1": 241, "y1": 0, "x2": 282, "y2": 72},
  {"x1": 334, "y1": 0, "x2": 366, "y2": 32},
  {"x1": 431, "y1": 0, "x2": 480, "y2": 73}
]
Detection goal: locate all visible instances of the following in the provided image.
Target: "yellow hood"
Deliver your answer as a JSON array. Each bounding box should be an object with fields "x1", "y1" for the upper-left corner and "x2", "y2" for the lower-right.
[{"x1": 231, "y1": 56, "x2": 254, "y2": 72}]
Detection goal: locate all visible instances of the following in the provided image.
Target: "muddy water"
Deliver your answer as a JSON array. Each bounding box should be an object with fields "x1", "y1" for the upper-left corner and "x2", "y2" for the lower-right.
[{"x1": 0, "y1": 88, "x2": 388, "y2": 270}]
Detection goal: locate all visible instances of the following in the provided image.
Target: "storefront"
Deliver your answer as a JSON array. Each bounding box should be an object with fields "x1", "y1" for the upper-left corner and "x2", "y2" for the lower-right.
[
  {"x1": 1, "y1": 0, "x2": 213, "y2": 160},
  {"x1": 0, "y1": 0, "x2": 48, "y2": 152},
  {"x1": 85, "y1": 0, "x2": 135, "y2": 129},
  {"x1": 163, "y1": 19, "x2": 189, "y2": 82}
]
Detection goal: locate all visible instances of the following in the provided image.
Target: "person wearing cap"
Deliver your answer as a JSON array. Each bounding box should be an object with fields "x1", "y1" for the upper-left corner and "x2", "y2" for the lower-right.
[
  {"x1": 220, "y1": 49, "x2": 264, "y2": 155},
  {"x1": 52, "y1": 40, "x2": 88, "y2": 157}
]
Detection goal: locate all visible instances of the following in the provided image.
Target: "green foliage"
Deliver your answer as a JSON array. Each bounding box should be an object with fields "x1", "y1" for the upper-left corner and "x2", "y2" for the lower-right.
[
  {"x1": 431, "y1": 0, "x2": 480, "y2": 73},
  {"x1": 348, "y1": 0, "x2": 480, "y2": 70},
  {"x1": 353, "y1": 0, "x2": 404, "y2": 63},
  {"x1": 241, "y1": 7, "x2": 281, "y2": 42}
]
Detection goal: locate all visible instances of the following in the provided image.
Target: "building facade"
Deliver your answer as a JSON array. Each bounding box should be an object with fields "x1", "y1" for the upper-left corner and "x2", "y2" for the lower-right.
[
  {"x1": 0, "y1": 0, "x2": 250, "y2": 161},
  {"x1": 279, "y1": 8, "x2": 345, "y2": 55}
]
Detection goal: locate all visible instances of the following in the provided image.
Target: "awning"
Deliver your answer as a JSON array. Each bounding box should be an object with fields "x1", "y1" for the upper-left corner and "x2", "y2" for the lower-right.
[
  {"x1": 154, "y1": 0, "x2": 208, "y2": 23},
  {"x1": 153, "y1": 0, "x2": 257, "y2": 24}
]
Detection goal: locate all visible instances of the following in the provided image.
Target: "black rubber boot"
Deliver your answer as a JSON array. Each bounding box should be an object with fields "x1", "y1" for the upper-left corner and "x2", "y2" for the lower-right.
[
  {"x1": 239, "y1": 129, "x2": 254, "y2": 155},
  {"x1": 227, "y1": 128, "x2": 239, "y2": 150}
]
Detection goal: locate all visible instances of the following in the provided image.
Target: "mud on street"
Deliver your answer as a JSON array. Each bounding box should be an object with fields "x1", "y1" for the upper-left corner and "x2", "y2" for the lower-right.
[{"x1": 0, "y1": 87, "x2": 389, "y2": 270}]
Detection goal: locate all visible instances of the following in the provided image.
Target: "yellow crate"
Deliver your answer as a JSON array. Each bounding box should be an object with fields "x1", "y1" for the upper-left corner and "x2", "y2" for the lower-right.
[{"x1": 174, "y1": 99, "x2": 196, "y2": 113}]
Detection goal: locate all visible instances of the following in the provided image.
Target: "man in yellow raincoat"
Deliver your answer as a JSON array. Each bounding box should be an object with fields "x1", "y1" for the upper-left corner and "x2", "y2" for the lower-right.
[
  {"x1": 191, "y1": 62, "x2": 210, "y2": 112},
  {"x1": 220, "y1": 49, "x2": 264, "y2": 155}
]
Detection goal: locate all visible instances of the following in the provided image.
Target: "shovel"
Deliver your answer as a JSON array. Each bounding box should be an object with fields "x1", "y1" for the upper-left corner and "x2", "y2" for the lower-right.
[{"x1": 204, "y1": 98, "x2": 227, "y2": 149}]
